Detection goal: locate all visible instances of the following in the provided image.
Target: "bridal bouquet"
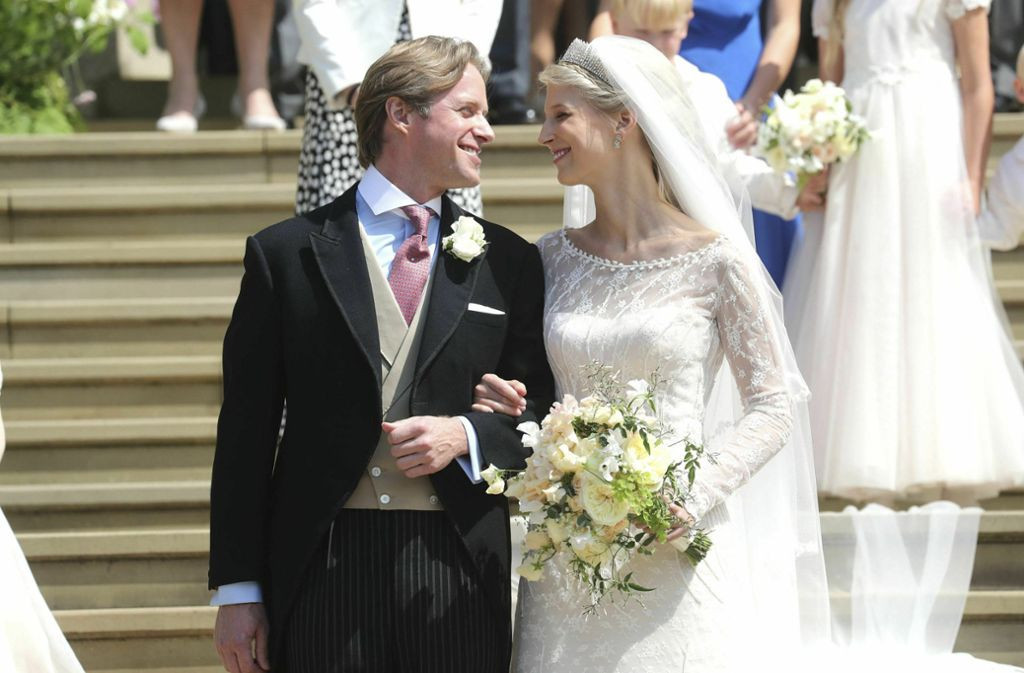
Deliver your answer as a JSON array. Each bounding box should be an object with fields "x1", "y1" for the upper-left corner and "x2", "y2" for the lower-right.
[
  {"x1": 754, "y1": 78, "x2": 870, "y2": 188},
  {"x1": 482, "y1": 367, "x2": 712, "y2": 611}
]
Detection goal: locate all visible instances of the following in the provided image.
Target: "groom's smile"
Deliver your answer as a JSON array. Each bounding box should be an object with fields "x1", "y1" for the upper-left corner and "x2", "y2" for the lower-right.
[{"x1": 407, "y1": 64, "x2": 494, "y2": 194}]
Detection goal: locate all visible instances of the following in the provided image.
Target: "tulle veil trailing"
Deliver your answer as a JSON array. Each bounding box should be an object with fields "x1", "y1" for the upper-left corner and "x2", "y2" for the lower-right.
[{"x1": 558, "y1": 36, "x2": 1021, "y2": 671}]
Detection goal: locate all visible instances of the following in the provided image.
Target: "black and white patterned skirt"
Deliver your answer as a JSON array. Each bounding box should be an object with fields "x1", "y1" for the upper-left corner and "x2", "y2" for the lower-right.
[{"x1": 294, "y1": 10, "x2": 483, "y2": 216}]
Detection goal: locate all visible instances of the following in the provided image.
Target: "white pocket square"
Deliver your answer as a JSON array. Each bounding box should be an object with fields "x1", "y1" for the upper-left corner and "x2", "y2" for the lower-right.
[{"x1": 467, "y1": 302, "x2": 505, "y2": 315}]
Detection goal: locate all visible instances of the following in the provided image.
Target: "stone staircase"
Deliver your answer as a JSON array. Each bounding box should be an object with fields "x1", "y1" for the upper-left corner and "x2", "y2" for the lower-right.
[{"x1": 0, "y1": 115, "x2": 1022, "y2": 671}]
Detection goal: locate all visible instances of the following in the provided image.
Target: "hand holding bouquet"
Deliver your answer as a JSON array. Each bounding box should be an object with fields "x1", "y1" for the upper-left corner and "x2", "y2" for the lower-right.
[
  {"x1": 482, "y1": 367, "x2": 712, "y2": 611},
  {"x1": 754, "y1": 79, "x2": 870, "y2": 189}
]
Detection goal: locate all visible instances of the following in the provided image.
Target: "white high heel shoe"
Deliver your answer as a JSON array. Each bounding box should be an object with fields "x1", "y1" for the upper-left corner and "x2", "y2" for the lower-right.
[
  {"x1": 156, "y1": 95, "x2": 206, "y2": 133},
  {"x1": 231, "y1": 92, "x2": 287, "y2": 131}
]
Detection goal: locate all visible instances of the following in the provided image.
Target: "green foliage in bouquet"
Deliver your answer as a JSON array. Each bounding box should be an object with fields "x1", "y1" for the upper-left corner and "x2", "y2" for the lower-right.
[{"x1": 0, "y1": 0, "x2": 151, "y2": 134}]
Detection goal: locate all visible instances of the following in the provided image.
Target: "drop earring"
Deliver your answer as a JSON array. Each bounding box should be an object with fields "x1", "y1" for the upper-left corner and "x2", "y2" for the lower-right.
[{"x1": 613, "y1": 133, "x2": 622, "y2": 149}]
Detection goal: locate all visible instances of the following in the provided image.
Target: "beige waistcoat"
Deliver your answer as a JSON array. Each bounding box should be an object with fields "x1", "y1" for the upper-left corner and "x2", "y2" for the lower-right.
[{"x1": 343, "y1": 226, "x2": 443, "y2": 511}]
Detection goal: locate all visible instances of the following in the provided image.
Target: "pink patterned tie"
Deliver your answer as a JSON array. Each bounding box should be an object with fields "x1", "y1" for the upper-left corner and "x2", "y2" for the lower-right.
[{"x1": 389, "y1": 205, "x2": 435, "y2": 324}]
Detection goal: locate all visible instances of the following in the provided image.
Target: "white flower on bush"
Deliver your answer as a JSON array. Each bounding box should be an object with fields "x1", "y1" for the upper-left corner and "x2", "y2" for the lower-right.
[{"x1": 442, "y1": 215, "x2": 487, "y2": 262}]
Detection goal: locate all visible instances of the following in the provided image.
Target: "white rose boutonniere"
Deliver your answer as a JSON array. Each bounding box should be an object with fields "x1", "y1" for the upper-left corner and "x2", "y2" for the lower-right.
[{"x1": 443, "y1": 216, "x2": 488, "y2": 262}]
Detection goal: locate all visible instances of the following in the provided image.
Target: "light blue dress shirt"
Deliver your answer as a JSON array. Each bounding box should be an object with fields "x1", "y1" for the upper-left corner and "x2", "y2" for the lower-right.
[{"x1": 211, "y1": 166, "x2": 484, "y2": 606}]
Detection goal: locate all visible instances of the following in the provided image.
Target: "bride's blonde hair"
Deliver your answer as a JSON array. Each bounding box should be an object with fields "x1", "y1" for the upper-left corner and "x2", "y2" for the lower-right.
[{"x1": 538, "y1": 62, "x2": 683, "y2": 212}]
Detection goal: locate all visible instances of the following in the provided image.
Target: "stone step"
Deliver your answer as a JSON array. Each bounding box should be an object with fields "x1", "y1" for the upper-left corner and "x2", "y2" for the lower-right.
[
  {"x1": 0, "y1": 356, "x2": 222, "y2": 421},
  {"x1": 819, "y1": 509, "x2": 1024, "y2": 590},
  {"x1": 0, "y1": 126, "x2": 555, "y2": 188},
  {"x1": 0, "y1": 178, "x2": 562, "y2": 243},
  {"x1": 0, "y1": 241, "x2": 243, "y2": 301},
  {"x1": 3, "y1": 115, "x2": 1017, "y2": 189},
  {"x1": 820, "y1": 489, "x2": 1024, "y2": 512},
  {"x1": 4, "y1": 415, "x2": 216, "y2": 447},
  {"x1": 0, "y1": 445, "x2": 213, "y2": 485},
  {"x1": 823, "y1": 590, "x2": 1024, "y2": 666},
  {"x1": 19, "y1": 528, "x2": 209, "y2": 610},
  {"x1": 56, "y1": 606, "x2": 220, "y2": 672},
  {"x1": 0, "y1": 297, "x2": 233, "y2": 359},
  {"x1": 0, "y1": 480, "x2": 210, "y2": 532},
  {"x1": 15, "y1": 514, "x2": 1023, "y2": 613},
  {"x1": 45, "y1": 591, "x2": 1024, "y2": 671},
  {"x1": 993, "y1": 248, "x2": 1024, "y2": 283},
  {"x1": 0, "y1": 415, "x2": 215, "y2": 485},
  {"x1": 951, "y1": 590, "x2": 1024, "y2": 667}
]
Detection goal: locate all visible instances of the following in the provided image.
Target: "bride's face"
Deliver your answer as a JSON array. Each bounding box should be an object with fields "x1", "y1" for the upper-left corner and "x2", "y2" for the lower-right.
[{"x1": 538, "y1": 83, "x2": 618, "y2": 186}]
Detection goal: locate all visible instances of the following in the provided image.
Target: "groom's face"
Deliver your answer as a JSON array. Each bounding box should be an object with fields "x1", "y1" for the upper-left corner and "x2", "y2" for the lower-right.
[{"x1": 407, "y1": 64, "x2": 495, "y2": 193}]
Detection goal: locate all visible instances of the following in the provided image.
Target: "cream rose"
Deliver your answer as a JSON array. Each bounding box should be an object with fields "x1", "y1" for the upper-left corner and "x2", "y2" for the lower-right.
[
  {"x1": 579, "y1": 473, "x2": 629, "y2": 526},
  {"x1": 524, "y1": 530, "x2": 551, "y2": 551},
  {"x1": 517, "y1": 562, "x2": 544, "y2": 582}
]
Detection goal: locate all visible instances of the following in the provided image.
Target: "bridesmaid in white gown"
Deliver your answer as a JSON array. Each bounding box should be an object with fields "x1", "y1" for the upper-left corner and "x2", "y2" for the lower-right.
[
  {"x1": 784, "y1": 0, "x2": 1024, "y2": 503},
  {"x1": 0, "y1": 366, "x2": 85, "y2": 673}
]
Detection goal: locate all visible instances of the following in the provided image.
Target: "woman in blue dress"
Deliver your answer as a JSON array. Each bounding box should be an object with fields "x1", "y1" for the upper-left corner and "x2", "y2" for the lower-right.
[
  {"x1": 679, "y1": 0, "x2": 802, "y2": 287},
  {"x1": 589, "y1": 0, "x2": 801, "y2": 285}
]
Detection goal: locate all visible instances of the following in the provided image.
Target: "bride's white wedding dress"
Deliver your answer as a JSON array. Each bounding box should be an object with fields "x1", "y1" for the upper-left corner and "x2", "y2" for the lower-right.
[
  {"x1": 512, "y1": 230, "x2": 795, "y2": 672},
  {"x1": 0, "y1": 368, "x2": 85, "y2": 673}
]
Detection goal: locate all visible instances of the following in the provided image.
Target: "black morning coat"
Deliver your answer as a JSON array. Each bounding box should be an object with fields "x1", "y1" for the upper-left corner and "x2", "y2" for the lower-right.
[{"x1": 208, "y1": 183, "x2": 556, "y2": 664}]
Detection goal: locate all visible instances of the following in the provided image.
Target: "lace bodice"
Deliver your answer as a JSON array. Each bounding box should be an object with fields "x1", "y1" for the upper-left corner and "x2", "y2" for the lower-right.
[{"x1": 536, "y1": 230, "x2": 793, "y2": 522}]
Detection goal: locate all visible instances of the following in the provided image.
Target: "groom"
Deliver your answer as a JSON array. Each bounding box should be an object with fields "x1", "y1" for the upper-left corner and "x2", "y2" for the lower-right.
[{"x1": 208, "y1": 36, "x2": 554, "y2": 673}]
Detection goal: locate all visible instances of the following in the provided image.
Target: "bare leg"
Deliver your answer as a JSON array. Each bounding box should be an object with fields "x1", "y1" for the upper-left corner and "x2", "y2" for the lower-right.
[
  {"x1": 531, "y1": 0, "x2": 566, "y2": 79},
  {"x1": 226, "y1": 0, "x2": 281, "y2": 120},
  {"x1": 159, "y1": 0, "x2": 204, "y2": 118}
]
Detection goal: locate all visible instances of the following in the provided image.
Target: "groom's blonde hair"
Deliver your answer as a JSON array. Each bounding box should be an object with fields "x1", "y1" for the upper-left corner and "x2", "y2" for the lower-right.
[{"x1": 355, "y1": 36, "x2": 491, "y2": 169}]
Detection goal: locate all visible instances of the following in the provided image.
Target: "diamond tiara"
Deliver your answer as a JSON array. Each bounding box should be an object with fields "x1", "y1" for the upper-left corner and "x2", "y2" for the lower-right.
[{"x1": 558, "y1": 39, "x2": 611, "y2": 86}]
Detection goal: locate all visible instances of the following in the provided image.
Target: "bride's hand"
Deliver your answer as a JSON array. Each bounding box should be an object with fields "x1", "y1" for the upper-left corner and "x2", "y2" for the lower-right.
[
  {"x1": 472, "y1": 373, "x2": 527, "y2": 416},
  {"x1": 663, "y1": 501, "x2": 697, "y2": 543}
]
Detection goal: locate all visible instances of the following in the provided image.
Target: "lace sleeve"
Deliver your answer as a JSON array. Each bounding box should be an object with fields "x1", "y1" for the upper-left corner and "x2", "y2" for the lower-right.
[
  {"x1": 811, "y1": 0, "x2": 834, "y2": 38},
  {"x1": 684, "y1": 250, "x2": 794, "y2": 523},
  {"x1": 945, "y1": 0, "x2": 991, "y2": 20}
]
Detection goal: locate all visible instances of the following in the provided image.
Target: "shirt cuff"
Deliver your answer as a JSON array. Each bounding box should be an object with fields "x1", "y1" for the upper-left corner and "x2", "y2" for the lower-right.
[
  {"x1": 455, "y1": 416, "x2": 483, "y2": 483},
  {"x1": 210, "y1": 581, "x2": 263, "y2": 606}
]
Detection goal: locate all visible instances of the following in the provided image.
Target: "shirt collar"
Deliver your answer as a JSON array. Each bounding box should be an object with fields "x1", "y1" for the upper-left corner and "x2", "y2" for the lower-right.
[{"x1": 358, "y1": 165, "x2": 444, "y2": 219}]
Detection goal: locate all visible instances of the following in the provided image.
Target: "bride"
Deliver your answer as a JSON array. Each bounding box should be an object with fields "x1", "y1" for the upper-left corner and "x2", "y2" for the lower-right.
[
  {"x1": 474, "y1": 36, "x2": 830, "y2": 672},
  {"x1": 473, "y1": 37, "x2": 1024, "y2": 673}
]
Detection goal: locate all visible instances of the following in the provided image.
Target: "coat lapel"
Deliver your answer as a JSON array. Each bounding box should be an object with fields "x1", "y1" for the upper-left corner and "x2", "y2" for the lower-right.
[
  {"x1": 415, "y1": 196, "x2": 485, "y2": 381},
  {"x1": 310, "y1": 185, "x2": 382, "y2": 393}
]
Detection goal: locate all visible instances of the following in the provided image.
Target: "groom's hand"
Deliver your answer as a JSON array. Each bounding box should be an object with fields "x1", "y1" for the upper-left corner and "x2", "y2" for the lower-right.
[
  {"x1": 215, "y1": 603, "x2": 270, "y2": 673},
  {"x1": 384, "y1": 416, "x2": 468, "y2": 478}
]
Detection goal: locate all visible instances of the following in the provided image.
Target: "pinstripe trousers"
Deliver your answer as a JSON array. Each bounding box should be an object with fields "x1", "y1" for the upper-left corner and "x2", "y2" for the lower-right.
[{"x1": 284, "y1": 509, "x2": 508, "y2": 673}]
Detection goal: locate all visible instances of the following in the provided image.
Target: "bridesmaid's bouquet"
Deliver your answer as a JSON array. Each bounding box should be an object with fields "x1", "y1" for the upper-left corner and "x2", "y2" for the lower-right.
[
  {"x1": 482, "y1": 366, "x2": 712, "y2": 611},
  {"x1": 754, "y1": 78, "x2": 870, "y2": 188}
]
